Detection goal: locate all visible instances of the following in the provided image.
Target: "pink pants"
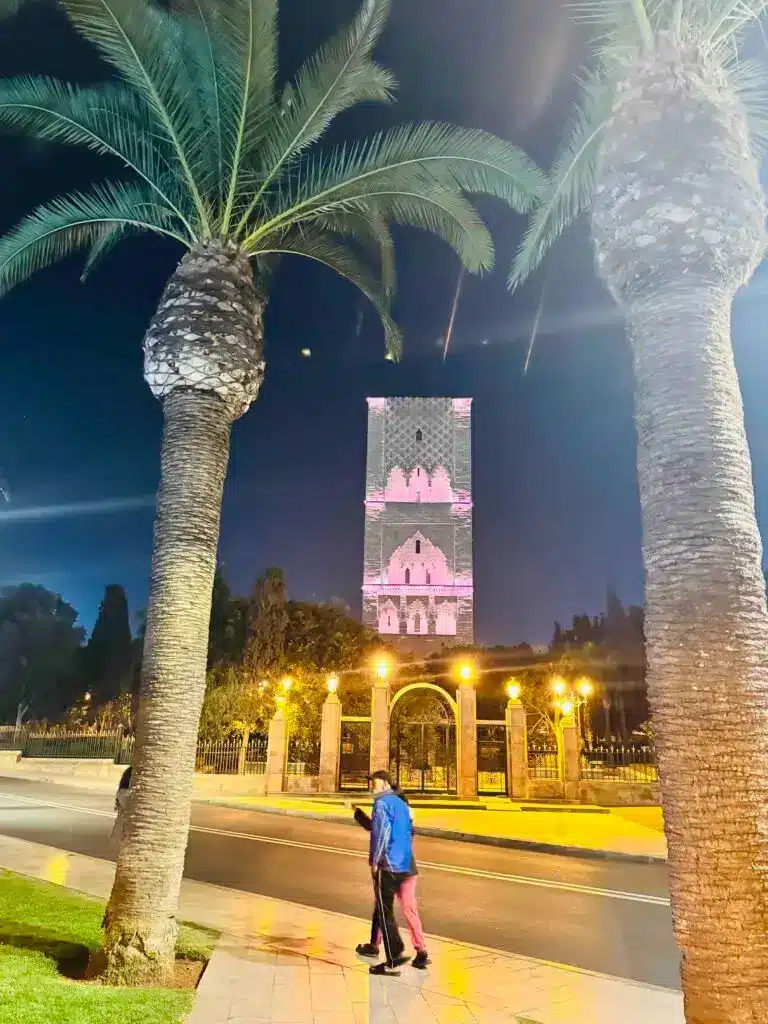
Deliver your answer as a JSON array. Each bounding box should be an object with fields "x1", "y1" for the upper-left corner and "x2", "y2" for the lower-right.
[{"x1": 373, "y1": 875, "x2": 426, "y2": 952}]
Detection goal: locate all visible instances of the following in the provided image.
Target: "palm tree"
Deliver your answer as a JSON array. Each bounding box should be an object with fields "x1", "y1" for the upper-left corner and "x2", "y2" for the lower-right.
[
  {"x1": 511, "y1": 2, "x2": 768, "y2": 1020},
  {"x1": 0, "y1": 0, "x2": 541, "y2": 984}
]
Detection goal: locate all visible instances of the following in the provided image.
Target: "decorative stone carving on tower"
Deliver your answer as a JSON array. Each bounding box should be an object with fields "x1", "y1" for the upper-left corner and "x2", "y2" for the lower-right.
[{"x1": 363, "y1": 397, "x2": 474, "y2": 652}]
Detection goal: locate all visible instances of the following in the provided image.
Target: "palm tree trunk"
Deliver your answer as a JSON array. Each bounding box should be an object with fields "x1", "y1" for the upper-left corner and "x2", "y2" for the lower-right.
[
  {"x1": 100, "y1": 389, "x2": 231, "y2": 984},
  {"x1": 96, "y1": 242, "x2": 263, "y2": 985},
  {"x1": 629, "y1": 287, "x2": 768, "y2": 1023}
]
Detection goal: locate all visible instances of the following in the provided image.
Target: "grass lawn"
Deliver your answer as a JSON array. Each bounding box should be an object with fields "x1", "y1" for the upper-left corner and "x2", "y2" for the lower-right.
[{"x1": 0, "y1": 870, "x2": 218, "y2": 1024}]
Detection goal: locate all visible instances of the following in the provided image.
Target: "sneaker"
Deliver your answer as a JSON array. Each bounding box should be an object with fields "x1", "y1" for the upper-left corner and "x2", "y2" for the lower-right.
[
  {"x1": 411, "y1": 950, "x2": 431, "y2": 970},
  {"x1": 369, "y1": 955, "x2": 410, "y2": 976},
  {"x1": 355, "y1": 943, "x2": 379, "y2": 959}
]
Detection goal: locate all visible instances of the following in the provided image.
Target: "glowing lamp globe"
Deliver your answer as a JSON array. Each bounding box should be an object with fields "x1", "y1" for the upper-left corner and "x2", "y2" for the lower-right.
[
  {"x1": 281, "y1": 676, "x2": 294, "y2": 694},
  {"x1": 326, "y1": 675, "x2": 339, "y2": 694},
  {"x1": 458, "y1": 662, "x2": 473, "y2": 683},
  {"x1": 551, "y1": 677, "x2": 567, "y2": 697},
  {"x1": 506, "y1": 679, "x2": 521, "y2": 701},
  {"x1": 375, "y1": 659, "x2": 390, "y2": 680},
  {"x1": 560, "y1": 700, "x2": 574, "y2": 717},
  {"x1": 577, "y1": 678, "x2": 594, "y2": 698}
]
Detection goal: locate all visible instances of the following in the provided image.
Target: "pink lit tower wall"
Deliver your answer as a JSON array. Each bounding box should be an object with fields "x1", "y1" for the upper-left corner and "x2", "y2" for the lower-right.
[{"x1": 362, "y1": 397, "x2": 474, "y2": 653}]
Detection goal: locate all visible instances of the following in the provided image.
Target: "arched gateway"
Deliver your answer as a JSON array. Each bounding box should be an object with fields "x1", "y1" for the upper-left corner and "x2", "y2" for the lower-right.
[
  {"x1": 337, "y1": 674, "x2": 480, "y2": 798},
  {"x1": 389, "y1": 684, "x2": 457, "y2": 793}
]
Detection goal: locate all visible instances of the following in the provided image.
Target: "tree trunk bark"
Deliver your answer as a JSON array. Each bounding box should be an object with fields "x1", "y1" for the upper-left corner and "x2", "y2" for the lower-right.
[
  {"x1": 629, "y1": 287, "x2": 768, "y2": 1023},
  {"x1": 99, "y1": 389, "x2": 231, "y2": 984}
]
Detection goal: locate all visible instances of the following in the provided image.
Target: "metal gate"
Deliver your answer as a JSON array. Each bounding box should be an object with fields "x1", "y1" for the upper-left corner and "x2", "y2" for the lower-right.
[
  {"x1": 477, "y1": 724, "x2": 507, "y2": 795},
  {"x1": 390, "y1": 722, "x2": 457, "y2": 794},
  {"x1": 339, "y1": 720, "x2": 371, "y2": 790}
]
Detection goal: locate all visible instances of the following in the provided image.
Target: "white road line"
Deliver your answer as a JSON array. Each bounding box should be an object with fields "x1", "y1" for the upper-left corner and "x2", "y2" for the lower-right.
[{"x1": 0, "y1": 790, "x2": 670, "y2": 908}]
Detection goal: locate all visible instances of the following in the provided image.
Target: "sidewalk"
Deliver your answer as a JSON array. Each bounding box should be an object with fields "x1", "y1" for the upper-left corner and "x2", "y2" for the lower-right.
[
  {"x1": 0, "y1": 832, "x2": 682, "y2": 1023},
  {"x1": 196, "y1": 794, "x2": 668, "y2": 863}
]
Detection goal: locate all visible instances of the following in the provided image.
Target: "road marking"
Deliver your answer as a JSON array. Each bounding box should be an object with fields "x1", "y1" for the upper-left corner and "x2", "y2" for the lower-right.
[{"x1": 0, "y1": 790, "x2": 670, "y2": 907}]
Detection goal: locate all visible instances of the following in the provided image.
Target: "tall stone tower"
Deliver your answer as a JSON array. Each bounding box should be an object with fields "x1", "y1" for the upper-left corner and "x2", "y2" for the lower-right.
[{"x1": 362, "y1": 397, "x2": 474, "y2": 652}]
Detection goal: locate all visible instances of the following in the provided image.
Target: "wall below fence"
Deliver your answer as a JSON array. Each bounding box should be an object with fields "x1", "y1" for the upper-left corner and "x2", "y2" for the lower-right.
[
  {"x1": 528, "y1": 779, "x2": 564, "y2": 800},
  {"x1": 285, "y1": 775, "x2": 320, "y2": 794},
  {"x1": 0, "y1": 754, "x2": 320, "y2": 799},
  {"x1": 578, "y1": 780, "x2": 660, "y2": 806},
  {"x1": 193, "y1": 773, "x2": 267, "y2": 797}
]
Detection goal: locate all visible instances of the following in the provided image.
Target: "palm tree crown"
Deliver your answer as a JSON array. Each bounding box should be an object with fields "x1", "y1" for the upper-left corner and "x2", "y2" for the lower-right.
[
  {"x1": 509, "y1": 0, "x2": 768, "y2": 289},
  {"x1": 0, "y1": 0, "x2": 543, "y2": 355}
]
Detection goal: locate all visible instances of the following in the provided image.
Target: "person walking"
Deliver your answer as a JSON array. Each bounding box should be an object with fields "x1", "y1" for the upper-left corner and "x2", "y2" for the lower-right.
[
  {"x1": 110, "y1": 765, "x2": 132, "y2": 850},
  {"x1": 353, "y1": 783, "x2": 430, "y2": 969},
  {"x1": 363, "y1": 770, "x2": 425, "y2": 976}
]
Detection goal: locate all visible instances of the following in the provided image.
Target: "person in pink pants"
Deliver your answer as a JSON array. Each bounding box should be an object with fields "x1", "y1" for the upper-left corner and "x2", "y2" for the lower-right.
[{"x1": 352, "y1": 783, "x2": 430, "y2": 969}]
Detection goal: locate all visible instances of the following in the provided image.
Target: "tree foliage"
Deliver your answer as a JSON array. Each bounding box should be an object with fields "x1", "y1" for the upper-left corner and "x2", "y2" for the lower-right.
[
  {"x1": 243, "y1": 567, "x2": 288, "y2": 680},
  {"x1": 0, "y1": 584, "x2": 85, "y2": 723},
  {"x1": 79, "y1": 584, "x2": 135, "y2": 706}
]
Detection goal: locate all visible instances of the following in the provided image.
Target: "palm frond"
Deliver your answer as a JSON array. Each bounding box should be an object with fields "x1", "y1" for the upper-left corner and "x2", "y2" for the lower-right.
[
  {"x1": 509, "y1": 67, "x2": 613, "y2": 289},
  {"x1": 81, "y1": 224, "x2": 129, "y2": 279},
  {"x1": 249, "y1": 172, "x2": 495, "y2": 273},
  {"x1": 237, "y1": 0, "x2": 394, "y2": 231},
  {"x1": 248, "y1": 121, "x2": 543, "y2": 245},
  {"x1": 61, "y1": 0, "x2": 213, "y2": 232},
  {"x1": 701, "y1": 0, "x2": 768, "y2": 50},
  {"x1": 313, "y1": 209, "x2": 396, "y2": 295},
  {"x1": 251, "y1": 224, "x2": 402, "y2": 358},
  {"x1": 0, "y1": 77, "x2": 196, "y2": 237},
  {"x1": 174, "y1": 0, "x2": 279, "y2": 230},
  {"x1": 0, "y1": 182, "x2": 185, "y2": 294}
]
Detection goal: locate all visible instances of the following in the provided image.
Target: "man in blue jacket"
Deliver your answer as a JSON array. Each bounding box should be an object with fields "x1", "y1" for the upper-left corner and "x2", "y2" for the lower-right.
[{"x1": 367, "y1": 769, "x2": 415, "y2": 975}]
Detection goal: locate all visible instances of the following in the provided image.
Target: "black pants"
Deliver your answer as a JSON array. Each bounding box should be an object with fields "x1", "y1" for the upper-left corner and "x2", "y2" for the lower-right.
[{"x1": 373, "y1": 870, "x2": 407, "y2": 964}]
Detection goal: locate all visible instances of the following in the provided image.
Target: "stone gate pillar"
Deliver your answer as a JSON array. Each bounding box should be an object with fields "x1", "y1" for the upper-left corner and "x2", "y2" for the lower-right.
[
  {"x1": 369, "y1": 678, "x2": 390, "y2": 775},
  {"x1": 456, "y1": 684, "x2": 478, "y2": 800},
  {"x1": 560, "y1": 713, "x2": 580, "y2": 801},
  {"x1": 505, "y1": 696, "x2": 528, "y2": 800},
  {"x1": 266, "y1": 706, "x2": 287, "y2": 795},
  {"x1": 319, "y1": 690, "x2": 342, "y2": 793}
]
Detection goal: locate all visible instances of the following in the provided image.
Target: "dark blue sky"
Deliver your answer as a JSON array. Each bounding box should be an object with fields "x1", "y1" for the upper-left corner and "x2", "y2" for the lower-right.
[{"x1": 2, "y1": 0, "x2": 768, "y2": 645}]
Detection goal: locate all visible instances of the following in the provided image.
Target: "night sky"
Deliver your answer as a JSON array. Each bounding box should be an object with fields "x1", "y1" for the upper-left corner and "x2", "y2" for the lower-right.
[{"x1": 3, "y1": 0, "x2": 768, "y2": 645}]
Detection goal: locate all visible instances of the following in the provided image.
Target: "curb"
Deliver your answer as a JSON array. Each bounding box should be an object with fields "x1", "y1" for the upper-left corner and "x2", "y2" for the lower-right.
[{"x1": 200, "y1": 799, "x2": 668, "y2": 866}]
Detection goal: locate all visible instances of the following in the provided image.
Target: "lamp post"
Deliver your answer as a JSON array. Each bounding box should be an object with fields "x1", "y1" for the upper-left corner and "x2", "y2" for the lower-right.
[{"x1": 549, "y1": 676, "x2": 594, "y2": 799}]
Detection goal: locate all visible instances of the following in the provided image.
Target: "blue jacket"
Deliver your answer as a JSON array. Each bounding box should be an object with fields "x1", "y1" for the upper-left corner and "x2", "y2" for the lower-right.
[{"x1": 369, "y1": 789, "x2": 415, "y2": 874}]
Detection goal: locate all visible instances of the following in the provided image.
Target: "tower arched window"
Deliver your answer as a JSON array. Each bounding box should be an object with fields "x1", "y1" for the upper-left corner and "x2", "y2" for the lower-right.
[
  {"x1": 414, "y1": 612, "x2": 421, "y2": 633},
  {"x1": 415, "y1": 540, "x2": 421, "y2": 554},
  {"x1": 405, "y1": 568, "x2": 411, "y2": 585},
  {"x1": 426, "y1": 570, "x2": 431, "y2": 585},
  {"x1": 415, "y1": 429, "x2": 423, "y2": 442}
]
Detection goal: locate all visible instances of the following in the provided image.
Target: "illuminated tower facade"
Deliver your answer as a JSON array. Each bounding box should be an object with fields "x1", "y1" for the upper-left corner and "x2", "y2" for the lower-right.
[{"x1": 362, "y1": 397, "x2": 474, "y2": 652}]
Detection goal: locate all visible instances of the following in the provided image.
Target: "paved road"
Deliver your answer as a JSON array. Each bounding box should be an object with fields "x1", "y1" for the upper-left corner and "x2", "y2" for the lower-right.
[{"x1": 0, "y1": 777, "x2": 680, "y2": 989}]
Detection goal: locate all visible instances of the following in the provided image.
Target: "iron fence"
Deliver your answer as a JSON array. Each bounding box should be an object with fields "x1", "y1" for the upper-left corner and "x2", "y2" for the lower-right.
[
  {"x1": 0, "y1": 726, "x2": 29, "y2": 751},
  {"x1": 339, "y1": 720, "x2": 371, "y2": 790},
  {"x1": 527, "y1": 743, "x2": 559, "y2": 780},
  {"x1": 477, "y1": 724, "x2": 507, "y2": 795},
  {"x1": 580, "y1": 743, "x2": 658, "y2": 783},
  {"x1": 24, "y1": 731, "x2": 124, "y2": 760},
  {"x1": 286, "y1": 736, "x2": 320, "y2": 776},
  {"x1": 115, "y1": 736, "x2": 135, "y2": 765},
  {"x1": 195, "y1": 739, "x2": 242, "y2": 775},
  {"x1": 0, "y1": 726, "x2": 269, "y2": 774},
  {"x1": 245, "y1": 735, "x2": 267, "y2": 774}
]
